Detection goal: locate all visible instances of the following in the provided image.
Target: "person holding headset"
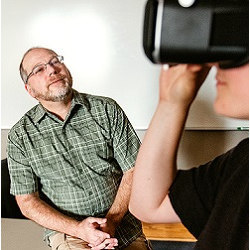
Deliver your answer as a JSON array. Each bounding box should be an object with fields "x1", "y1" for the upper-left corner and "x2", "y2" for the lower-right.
[
  {"x1": 129, "y1": 0, "x2": 249, "y2": 244},
  {"x1": 129, "y1": 0, "x2": 249, "y2": 247},
  {"x1": 129, "y1": 62, "x2": 248, "y2": 249}
]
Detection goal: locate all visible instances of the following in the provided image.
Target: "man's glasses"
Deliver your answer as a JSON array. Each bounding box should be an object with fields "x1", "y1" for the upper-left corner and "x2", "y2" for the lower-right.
[{"x1": 25, "y1": 55, "x2": 64, "y2": 84}]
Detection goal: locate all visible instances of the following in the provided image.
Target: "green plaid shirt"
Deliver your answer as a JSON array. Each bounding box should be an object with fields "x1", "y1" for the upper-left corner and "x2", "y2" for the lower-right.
[{"x1": 7, "y1": 90, "x2": 142, "y2": 248}]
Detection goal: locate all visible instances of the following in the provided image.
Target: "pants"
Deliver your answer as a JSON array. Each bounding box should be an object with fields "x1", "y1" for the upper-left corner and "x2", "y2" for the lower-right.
[{"x1": 49, "y1": 233, "x2": 152, "y2": 250}]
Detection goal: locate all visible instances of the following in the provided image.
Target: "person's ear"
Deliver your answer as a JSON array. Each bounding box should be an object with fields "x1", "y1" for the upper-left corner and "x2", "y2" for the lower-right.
[{"x1": 25, "y1": 83, "x2": 35, "y2": 98}]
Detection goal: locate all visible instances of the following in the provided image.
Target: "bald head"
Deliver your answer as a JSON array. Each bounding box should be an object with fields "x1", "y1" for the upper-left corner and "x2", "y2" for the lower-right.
[{"x1": 19, "y1": 47, "x2": 58, "y2": 84}]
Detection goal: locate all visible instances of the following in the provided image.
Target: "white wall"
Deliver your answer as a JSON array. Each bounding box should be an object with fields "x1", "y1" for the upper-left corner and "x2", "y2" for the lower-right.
[{"x1": 2, "y1": 0, "x2": 248, "y2": 130}]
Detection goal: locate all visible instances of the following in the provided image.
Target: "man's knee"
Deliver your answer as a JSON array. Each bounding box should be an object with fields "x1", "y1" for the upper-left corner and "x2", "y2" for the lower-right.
[{"x1": 49, "y1": 233, "x2": 90, "y2": 250}]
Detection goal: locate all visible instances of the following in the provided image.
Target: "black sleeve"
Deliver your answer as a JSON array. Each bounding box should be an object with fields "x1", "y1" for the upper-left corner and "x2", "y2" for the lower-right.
[{"x1": 169, "y1": 138, "x2": 249, "y2": 238}]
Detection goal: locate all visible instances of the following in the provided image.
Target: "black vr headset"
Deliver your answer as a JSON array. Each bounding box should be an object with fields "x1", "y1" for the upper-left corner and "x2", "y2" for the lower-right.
[{"x1": 143, "y1": 0, "x2": 249, "y2": 68}]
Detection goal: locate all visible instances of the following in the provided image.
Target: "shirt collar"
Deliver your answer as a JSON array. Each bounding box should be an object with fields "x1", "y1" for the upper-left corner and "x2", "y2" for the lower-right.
[
  {"x1": 33, "y1": 104, "x2": 47, "y2": 124},
  {"x1": 33, "y1": 89, "x2": 87, "y2": 124},
  {"x1": 71, "y1": 89, "x2": 88, "y2": 107}
]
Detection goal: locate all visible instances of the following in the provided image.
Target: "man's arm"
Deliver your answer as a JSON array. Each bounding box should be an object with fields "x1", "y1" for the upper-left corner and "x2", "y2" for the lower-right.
[
  {"x1": 99, "y1": 168, "x2": 134, "y2": 236},
  {"x1": 129, "y1": 65, "x2": 210, "y2": 223},
  {"x1": 16, "y1": 192, "x2": 117, "y2": 248}
]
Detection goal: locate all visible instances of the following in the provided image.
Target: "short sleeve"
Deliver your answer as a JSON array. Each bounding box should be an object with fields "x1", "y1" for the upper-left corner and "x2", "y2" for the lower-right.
[
  {"x1": 110, "y1": 102, "x2": 141, "y2": 172},
  {"x1": 7, "y1": 129, "x2": 38, "y2": 195},
  {"x1": 169, "y1": 147, "x2": 235, "y2": 238}
]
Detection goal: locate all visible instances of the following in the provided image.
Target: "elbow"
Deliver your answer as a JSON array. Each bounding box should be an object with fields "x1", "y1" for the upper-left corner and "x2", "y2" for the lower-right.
[
  {"x1": 15, "y1": 193, "x2": 38, "y2": 219},
  {"x1": 129, "y1": 202, "x2": 142, "y2": 221},
  {"x1": 129, "y1": 203, "x2": 155, "y2": 223},
  {"x1": 129, "y1": 193, "x2": 154, "y2": 223},
  {"x1": 15, "y1": 197, "x2": 29, "y2": 218},
  {"x1": 19, "y1": 208, "x2": 29, "y2": 218}
]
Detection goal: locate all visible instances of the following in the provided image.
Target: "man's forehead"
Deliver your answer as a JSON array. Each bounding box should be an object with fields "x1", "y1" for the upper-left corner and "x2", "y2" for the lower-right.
[{"x1": 23, "y1": 48, "x2": 57, "y2": 71}]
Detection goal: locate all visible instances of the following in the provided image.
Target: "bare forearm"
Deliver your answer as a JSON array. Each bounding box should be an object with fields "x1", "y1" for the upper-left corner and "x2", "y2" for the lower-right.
[
  {"x1": 17, "y1": 193, "x2": 117, "y2": 248},
  {"x1": 130, "y1": 101, "x2": 189, "y2": 220},
  {"x1": 16, "y1": 192, "x2": 79, "y2": 237},
  {"x1": 106, "y1": 168, "x2": 134, "y2": 224},
  {"x1": 129, "y1": 65, "x2": 210, "y2": 222}
]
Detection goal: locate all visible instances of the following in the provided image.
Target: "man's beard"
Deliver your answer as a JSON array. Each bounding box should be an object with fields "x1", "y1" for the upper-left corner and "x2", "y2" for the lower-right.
[{"x1": 31, "y1": 80, "x2": 73, "y2": 102}]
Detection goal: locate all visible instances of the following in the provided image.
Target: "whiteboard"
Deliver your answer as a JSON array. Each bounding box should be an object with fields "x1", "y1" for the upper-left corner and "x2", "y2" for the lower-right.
[{"x1": 2, "y1": 0, "x2": 248, "y2": 130}]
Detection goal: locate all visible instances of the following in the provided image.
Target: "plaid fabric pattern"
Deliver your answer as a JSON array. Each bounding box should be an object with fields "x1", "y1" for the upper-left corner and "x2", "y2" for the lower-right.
[{"x1": 7, "y1": 90, "x2": 142, "y2": 248}]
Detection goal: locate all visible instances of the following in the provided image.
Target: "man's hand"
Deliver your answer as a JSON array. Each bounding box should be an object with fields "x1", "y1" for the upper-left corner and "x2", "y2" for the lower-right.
[
  {"x1": 75, "y1": 217, "x2": 118, "y2": 248},
  {"x1": 88, "y1": 218, "x2": 118, "y2": 249},
  {"x1": 15, "y1": 194, "x2": 117, "y2": 249},
  {"x1": 89, "y1": 238, "x2": 118, "y2": 250},
  {"x1": 99, "y1": 218, "x2": 117, "y2": 237}
]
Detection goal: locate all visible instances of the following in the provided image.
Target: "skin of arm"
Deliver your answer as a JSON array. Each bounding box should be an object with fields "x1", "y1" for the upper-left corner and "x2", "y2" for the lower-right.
[
  {"x1": 89, "y1": 168, "x2": 134, "y2": 249},
  {"x1": 129, "y1": 64, "x2": 210, "y2": 223},
  {"x1": 15, "y1": 192, "x2": 118, "y2": 249},
  {"x1": 105, "y1": 167, "x2": 134, "y2": 227}
]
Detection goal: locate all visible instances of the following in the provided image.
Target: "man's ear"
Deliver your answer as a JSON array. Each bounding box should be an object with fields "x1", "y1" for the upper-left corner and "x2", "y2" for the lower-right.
[{"x1": 25, "y1": 84, "x2": 35, "y2": 98}]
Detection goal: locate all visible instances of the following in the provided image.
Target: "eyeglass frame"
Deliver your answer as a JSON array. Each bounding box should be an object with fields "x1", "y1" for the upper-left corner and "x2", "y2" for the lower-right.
[{"x1": 24, "y1": 55, "x2": 64, "y2": 84}]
